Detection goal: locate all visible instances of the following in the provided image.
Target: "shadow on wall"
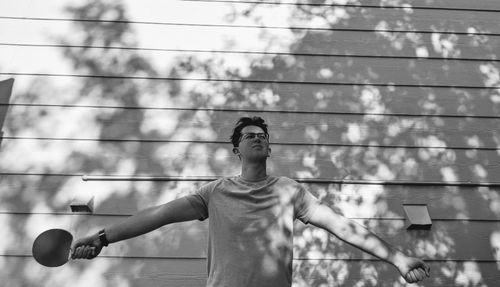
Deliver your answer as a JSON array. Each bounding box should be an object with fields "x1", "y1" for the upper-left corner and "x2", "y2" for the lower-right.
[{"x1": 0, "y1": 0, "x2": 499, "y2": 286}]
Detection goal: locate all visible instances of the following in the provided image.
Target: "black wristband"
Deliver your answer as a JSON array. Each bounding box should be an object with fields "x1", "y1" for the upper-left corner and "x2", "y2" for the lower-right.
[{"x1": 98, "y1": 229, "x2": 109, "y2": 247}]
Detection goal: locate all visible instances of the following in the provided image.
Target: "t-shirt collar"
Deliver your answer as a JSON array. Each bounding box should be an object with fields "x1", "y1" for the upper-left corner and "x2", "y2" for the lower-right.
[{"x1": 237, "y1": 174, "x2": 270, "y2": 184}]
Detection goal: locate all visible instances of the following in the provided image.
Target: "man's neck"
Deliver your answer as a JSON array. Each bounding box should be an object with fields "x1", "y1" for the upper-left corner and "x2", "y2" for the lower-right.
[{"x1": 240, "y1": 160, "x2": 267, "y2": 182}]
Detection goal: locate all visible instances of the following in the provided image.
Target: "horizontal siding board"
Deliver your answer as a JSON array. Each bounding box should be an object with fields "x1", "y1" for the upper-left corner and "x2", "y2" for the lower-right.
[
  {"x1": 296, "y1": 30, "x2": 500, "y2": 60},
  {"x1": 5, "y1": 79, "x2": 500, "y2": 117},
  {"x1": 1, "y1": 45, "x2": 499, "y2": 87},
  {"x1": 1, "y1": 1, "x2": 500, "y2": 34},
  {"x1": 2, "y1": 24, "x2": 500, "y2": 61},
  {"x1": 5, "y1": 214, "x2": 209, "y2": 258},
  {"x1": 3, "y1": 213, "x2": 499, "y2": 261},
  {"x1": 1, "y1": 175, "x2": 499, "y2": 220},
  {"x1": 3, "y1": 29, "x2": 500, "y2": 61},
  {"x1": 3, "y1": 107, "x2": 500, "y2": 146},
  {"x1": 2, "y1": 256, "x2": 498, "y2": 287},
  {"x1": 3, "y1": 70, "x2": 498, "y2": 89},
  {"x1": 371, "y1": 0, "x2": 500, "y2": 10},
  {"x1": 1, "y1": 140, "x2": 499, "y2": 182},
  {"x1": 294, "y1": 259, "x2": 500, "y2": 287},
  {"x1": 401, "y1": 0, "x2": 500, "y2": 11},
  {"x1": 0, "y1": 18, "x2": 298, "y2": 53},
  {"x1": 193, "y1": 0, "x2": 500, "y2": 11},
  {"x1": 295, "y1": 220, "x2": 500, "y2": 261},
  {"x1": 1, "y1": 256, "x2": 207, "y2": 287},
  {"x1": 3, "y1": 0, "x2": 500, "y2": 18},
  {"x1": 310, "y1": 184, "x2": 500, "y2": 221}
]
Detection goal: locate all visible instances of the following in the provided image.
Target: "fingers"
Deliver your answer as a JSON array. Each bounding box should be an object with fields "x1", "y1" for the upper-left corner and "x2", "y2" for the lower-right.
[
  {"x1": 417, "y1": 268, "x2": 427, "y2": 280},
  {"x1": 418, "y1": 262, "x2": 431, "y2": 278},
  {"x1": 70, "y1": 234, "x2": 101, "y2": 260},
  {"x1": 71, "y1": 245, "x2": 97, "y2": 259},
  {"x1": 405, "y1": 267, "x2": 430, "y2": 283},
  {"x1": 405, "y1": 270, "x2": 417, "y2": 283},
  {"x1": 405, "y1": 270, "x2": 420, "y2": 283},
  {"x1": 424, "y1": 265, "x2": 431, "y2": 277}
]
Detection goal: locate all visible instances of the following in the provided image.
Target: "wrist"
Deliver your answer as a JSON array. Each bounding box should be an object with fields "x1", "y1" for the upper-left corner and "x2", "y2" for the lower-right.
[
  {"x1": 389, "y1": 250, "x2": 408, "y2": 268},
  {"x1": 98, "y1": 229, "x2": 110, "y2": 247}
]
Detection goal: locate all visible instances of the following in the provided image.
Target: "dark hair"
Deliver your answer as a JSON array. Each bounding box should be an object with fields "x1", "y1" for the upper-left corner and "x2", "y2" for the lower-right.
[{"x1": 230, "y1": 116, "x2": 269, "y2": 147}]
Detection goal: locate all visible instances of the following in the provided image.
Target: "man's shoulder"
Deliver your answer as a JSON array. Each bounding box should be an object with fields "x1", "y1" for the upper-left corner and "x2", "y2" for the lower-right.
[
  {"x1": 272, "y1": 176, "x2": 302, "y2": 187},
  {"x1": 198, "y1": 177, "x2": 225, "y2": 191},
  {"x1": 206, "y1": 176, "x2": 240, "y2": 189},
  {"x1": 273, "y1": 177, "x2": 313, "y2": 198}
]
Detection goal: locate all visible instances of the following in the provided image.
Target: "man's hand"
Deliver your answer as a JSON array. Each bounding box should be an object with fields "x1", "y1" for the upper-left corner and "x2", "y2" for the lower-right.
[
  {"x1": 395, "y1": 255, "x2": 430, "y2": 284},
  {"x1": 70, "y1": 233, "x2": 103, "y2": 260}
]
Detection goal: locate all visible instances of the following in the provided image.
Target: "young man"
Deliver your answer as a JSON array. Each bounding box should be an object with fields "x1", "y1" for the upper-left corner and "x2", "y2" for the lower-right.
[{"x1": 72, "y1": 116, "x2": 430, "y2": 286}]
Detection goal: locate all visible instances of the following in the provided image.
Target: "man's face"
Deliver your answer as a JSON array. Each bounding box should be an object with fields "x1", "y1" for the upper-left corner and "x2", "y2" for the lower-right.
[{"x1": 234, "y1": 125, "x2": 271, "y2": 161}]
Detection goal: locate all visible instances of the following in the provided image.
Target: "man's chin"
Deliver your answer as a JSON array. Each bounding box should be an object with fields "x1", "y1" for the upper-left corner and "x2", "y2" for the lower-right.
[{"x1": 246, "y1": 153, "x2": 268, "y2": 162}]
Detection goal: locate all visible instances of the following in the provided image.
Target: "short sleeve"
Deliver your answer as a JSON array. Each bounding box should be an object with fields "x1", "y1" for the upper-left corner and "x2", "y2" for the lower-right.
[
  {"x1": 294, "y1": 183, "x2": 321, "y2": 224},
  {"x1": 185, "y1": 180, "x2": 218, "y2": 221}
]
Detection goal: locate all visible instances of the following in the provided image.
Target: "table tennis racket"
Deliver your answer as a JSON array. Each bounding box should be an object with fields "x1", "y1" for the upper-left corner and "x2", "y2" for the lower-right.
[{"x1": 32, "y1": 228, "x2": 73, "y2": 267}]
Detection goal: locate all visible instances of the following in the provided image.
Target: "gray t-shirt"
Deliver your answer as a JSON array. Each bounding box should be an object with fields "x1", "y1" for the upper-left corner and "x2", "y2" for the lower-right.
[{"x1": 185, "y1": 175, "x2": 320, "y2": 287}]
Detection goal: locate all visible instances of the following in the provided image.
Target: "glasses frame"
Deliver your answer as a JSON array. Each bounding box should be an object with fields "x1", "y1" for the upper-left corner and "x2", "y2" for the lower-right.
[{"x1": 239, "y1": 132, "x2": 269, "y2": 142}]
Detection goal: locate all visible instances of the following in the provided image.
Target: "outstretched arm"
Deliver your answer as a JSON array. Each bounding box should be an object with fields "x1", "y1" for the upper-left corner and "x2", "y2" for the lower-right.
[
  {"x1": 71, "y1": 196, "x2": 200, "y2": 259},
  {"x1": 308, "y1": 204, "x2": 430, "y2": 284}
]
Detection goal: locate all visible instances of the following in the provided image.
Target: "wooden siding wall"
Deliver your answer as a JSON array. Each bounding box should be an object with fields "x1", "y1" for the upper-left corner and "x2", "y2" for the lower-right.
[{"x1": 1, "y1": 0, "x2": 499, "y2": 286}]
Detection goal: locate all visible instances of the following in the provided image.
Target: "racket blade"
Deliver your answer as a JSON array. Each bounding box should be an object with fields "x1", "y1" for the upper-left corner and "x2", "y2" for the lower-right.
[{"x1": 32, "y1": 229, "x2": 73, "y2": 267}]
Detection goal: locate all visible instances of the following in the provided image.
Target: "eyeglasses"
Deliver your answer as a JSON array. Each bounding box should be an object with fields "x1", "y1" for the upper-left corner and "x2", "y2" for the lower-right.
[{"x1": 240, "y1": 132, "x2": 269, "y2": 141}]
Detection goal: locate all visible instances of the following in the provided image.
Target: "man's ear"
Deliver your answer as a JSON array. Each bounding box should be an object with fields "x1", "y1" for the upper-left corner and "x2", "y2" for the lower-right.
[
  {"x1": 232, "y1": 147, "x2": 240, "y2": 155},
  {"x1": 267, "y1": 147, "x2": 271, "y2": 157}
]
